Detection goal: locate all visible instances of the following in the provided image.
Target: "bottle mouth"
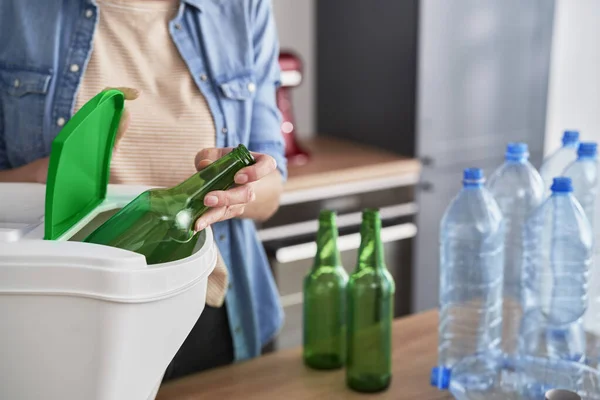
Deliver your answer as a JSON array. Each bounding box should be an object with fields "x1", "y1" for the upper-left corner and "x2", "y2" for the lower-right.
[
  {"x1": 505, "y1": 142, "x2": 529, "y2": 161},
  {"x1": 318, "y1": 209, "x2": 337, "y2": 223},
  {"x1": 551, "y1": 177, "x2": 573, "y2": 193},
  {"x1": 232, "y1": 144, "x2": 256, "y2": 166},
  {"x1": 463, "y1": 167, "x2": 484, "y2": 187},
  {"x1": 577, "y1": 142, "x2": 598, "y2": 159},
  {"x1": 562, "y1": 130, "x2": 580, "y2": 146},
  {"x1": 362, "y1": 208, "x2": 380, "y2": 221}
]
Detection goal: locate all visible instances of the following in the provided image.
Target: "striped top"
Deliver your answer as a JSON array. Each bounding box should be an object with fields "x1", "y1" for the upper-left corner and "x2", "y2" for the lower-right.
[
  {"x1": 75, "y1": 0, "x2": 227, "y2": 306},
  {"x1": 74, "y1": 0, "x2": 216, "y2": 188}
]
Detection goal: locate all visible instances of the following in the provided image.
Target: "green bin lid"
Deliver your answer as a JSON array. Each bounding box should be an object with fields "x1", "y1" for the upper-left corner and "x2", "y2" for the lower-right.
[{"x1": 44, "y1": 89, "x2": 125, "y2": 240}]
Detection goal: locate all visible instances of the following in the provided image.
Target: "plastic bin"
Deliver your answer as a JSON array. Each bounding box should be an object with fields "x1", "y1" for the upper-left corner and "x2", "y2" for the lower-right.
[{"x1": 0, "y1": 90, "x2": 217, "y2": 400}]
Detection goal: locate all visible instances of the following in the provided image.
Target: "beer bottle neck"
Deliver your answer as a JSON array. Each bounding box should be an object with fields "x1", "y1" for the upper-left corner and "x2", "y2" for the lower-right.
[
  {"x1": 175, "y1": 145, "x2": 254, "y2": 218},
  {"x1": 357, "y1": 212, "x2": 385, "y2": 270},
  {"x1": 313, "y1": 214, "x2": 342, "y2": 269}
]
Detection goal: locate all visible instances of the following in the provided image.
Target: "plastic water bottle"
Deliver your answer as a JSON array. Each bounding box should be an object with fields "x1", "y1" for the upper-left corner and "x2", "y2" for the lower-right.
[
  {"x1": 431, "y1": 168, "x2": 504, "y2": 390},
  {"x1": 521, "y1": 177, "x2": 592, "y2": 363},
  {"x1": 564, "y1": 142, "x2": 600, "y2": 367},
  {"x1": 486, "y1": 143, "x2": 544, "y2": 355},
  {"x1": 539, "y1": 130, "x2": 580, "y2": 194}
]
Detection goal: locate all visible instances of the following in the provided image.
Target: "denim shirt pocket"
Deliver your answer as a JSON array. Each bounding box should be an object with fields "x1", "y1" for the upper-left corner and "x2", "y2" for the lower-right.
[
  {"x1": 0, "y1": 66, "x2": 52, "y2": 166},
  {"x1": 218, "y1": 74, "x2": 256, "y2": 146}
]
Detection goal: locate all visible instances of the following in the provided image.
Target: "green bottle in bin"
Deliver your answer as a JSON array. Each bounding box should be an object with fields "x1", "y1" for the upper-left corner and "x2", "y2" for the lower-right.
[
  {"x1": 83, "y1": 145, "x2": 255, "y2": 264},
  {"x1": 346, "y1": 209, "x2": 395, "y2": 392},
  {"x1": 303, "y1": 210, "x2": 348, "y2": 369}
]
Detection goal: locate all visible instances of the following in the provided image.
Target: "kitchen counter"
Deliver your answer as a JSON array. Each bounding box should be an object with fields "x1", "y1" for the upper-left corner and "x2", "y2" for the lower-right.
[
  {"x1": 156, "y1": 310, "x2": 449, "y2": 400},
  {"x1": 280, "y1": 136, "x2": 421, "y2": 205}
]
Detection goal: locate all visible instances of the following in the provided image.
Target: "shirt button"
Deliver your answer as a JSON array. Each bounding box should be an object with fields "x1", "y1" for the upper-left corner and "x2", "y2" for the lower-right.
[
  {"x1": 228, "y1": 283, "x2": 233, "y2": 290},
  {"x1": 234, "y1": 326, "x2": 242, "y2": 334},
  {"x1": 56, "y1": 117, "x2": 66, "y2": 127},
  {"x1": 219, "y1": 234, "x2": 226, "y2": 241},
  {"x1": 174, "y1": 23, "x2": 182, "y2": 30},
  {"x1": 85, "y1": 9, "x2": 94, "y2": 18},
  {"x1": 247, "y1": 82, "x2": 256, "y2": 93},
  {"x1": 200, "y1": 74, "x2": 208, "y2": 82},
  {"x1": 70, "y1": 64, "x2": 80, "y2": 73},
  {"x1": 221, "y1": 127, "x2": 228, "y2": 135},
  {"x1": 13, "y1": 79, "x2": 20, "y2": 88}
]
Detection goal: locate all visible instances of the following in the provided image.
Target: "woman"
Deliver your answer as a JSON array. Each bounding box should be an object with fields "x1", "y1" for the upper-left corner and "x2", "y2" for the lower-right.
[{"x1": 0, "y1": 0, "x2": 287, "y2": 381}]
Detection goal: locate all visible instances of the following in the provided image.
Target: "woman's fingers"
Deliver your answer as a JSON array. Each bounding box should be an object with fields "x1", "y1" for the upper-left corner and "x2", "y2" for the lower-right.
[
  {"x1": 204, "y1": 185, "x2": 255, "y2": 207},
  {"x1": 195, "y1": 204, "x2": 245, "y2": 231},
  {"x1": 102, "y1": 86, "x2": 140, "y2": 149},
  {"x1": 234, "y1": 153, "x2": 277, "y2": 184},
  {"x1": 195, "y1": 158, "x2": 214, "y2": 171},
  {"x1": 114, "y1": 107, "x2": 131, "y2": 149},
  {"x1": 194, "y1": 148, "x2": 232, "y2": 168},
  {"x1": 103, "y1": 86, "x2": 141, "y2": 100}
]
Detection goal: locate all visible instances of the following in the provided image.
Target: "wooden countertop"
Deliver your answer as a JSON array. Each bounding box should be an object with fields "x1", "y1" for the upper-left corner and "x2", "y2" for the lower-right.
[
  {"x1": 283, "y1": 136, "x2": 421, "y2": 194},
  {"x1": 156, "y1": 310, "x2": 450, "y2": 400}
]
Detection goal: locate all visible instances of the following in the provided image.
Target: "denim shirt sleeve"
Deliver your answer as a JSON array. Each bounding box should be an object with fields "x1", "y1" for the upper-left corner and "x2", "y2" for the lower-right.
[{"x1": 247, "y1": 0, "x2": 288, "y2": 181}]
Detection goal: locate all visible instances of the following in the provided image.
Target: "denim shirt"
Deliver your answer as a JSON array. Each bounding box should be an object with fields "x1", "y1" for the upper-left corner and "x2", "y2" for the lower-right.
[{"x1": 0, "y1": 0, "x2": 287, "y2": 361}]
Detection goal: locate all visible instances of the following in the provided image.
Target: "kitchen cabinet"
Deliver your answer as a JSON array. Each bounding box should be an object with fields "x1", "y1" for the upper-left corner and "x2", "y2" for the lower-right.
[{"x1": 316, "y1": 0, "x2": 556, "y2": 312}]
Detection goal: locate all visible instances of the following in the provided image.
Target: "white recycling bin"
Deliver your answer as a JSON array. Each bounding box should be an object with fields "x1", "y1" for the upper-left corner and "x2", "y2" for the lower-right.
[{"x1": 0, "y1": 90, "x2": 218, "y2": 400}]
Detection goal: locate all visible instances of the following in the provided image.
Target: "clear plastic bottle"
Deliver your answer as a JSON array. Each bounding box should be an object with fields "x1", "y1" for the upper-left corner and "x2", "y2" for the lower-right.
[
  {"x1": 539, "y1": 130, "x2": 580, "y2": 195},
  {"x1": 486, "y1": 142, "x2": 544, "y2": 355},
  {"x1": 564, "y1": 142, "x2": 600, "y2": 368},
  {"x1": 521, "y1": 177, "x2": 593, "y2": 363},
  {"x1": 431, "y1": 168, "x2": 504, "y2": 390}
]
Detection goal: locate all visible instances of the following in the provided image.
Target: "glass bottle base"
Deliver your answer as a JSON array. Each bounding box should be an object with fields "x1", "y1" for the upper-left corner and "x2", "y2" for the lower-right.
[
  {"x1": 304, "y1": 353, "x2": 344, "y2": 370},
  {"x1": 346, "y1": 373, "x2": 391, "y2": 393}
]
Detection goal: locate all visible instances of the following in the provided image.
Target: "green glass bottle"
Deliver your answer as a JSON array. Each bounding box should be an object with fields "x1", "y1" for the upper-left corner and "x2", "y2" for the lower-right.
[
  {"x1": 303, "y1": 210, "x2": 349, "y2": 369},
  {"x1": 346, "y1": 209, "x2": 395, "y2": 393},
  {"x1": 83, "y1": 144, "x2": 255, "y2": 265}
]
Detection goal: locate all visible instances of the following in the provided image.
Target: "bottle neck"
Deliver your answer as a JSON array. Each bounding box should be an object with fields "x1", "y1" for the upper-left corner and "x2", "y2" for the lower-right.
[
  {"x1": 563, "y1": 141, "x2": 579, "y2": 148},
  {"x1": 505, "y1": 156, "x2": 527, "y2": 164},
  {"x1": 356, "y1": 214, "x2": 386, "y2": 271},
  {"x1": 175, "y1": 145, "x2": 254, "y2": 220},
  {"x1": 577, "y1": 155, "x2": 597, "y2": 162},
  {"x1": 313, "y1": 219, "x2": 342, "y2": 269}
]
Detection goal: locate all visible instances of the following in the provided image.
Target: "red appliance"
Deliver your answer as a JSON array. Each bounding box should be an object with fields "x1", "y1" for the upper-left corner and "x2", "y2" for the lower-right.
[{"x1": 277, "y1": 51, "x2": 309, "y2": 165}]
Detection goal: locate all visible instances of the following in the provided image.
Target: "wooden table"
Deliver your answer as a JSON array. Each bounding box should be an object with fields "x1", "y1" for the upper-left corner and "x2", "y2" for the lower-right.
[
  {"x1": 156, "y1": 310, "x2": 451, "y2": 400},
  {"x1": 283, "y1": 136, "x2": 421, "y2": 193}
]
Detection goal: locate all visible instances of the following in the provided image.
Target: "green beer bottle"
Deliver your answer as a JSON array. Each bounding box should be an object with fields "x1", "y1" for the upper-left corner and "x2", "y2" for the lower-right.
[
  {"x1": 303, "y1": 210, "x2": 348, "y2": 369},
  {"x1": 83, "y1": 144, "x2": 255, "y2": 264},
  {"x1": 346, "y1": 209, "x2": 395, "y2": 392}
]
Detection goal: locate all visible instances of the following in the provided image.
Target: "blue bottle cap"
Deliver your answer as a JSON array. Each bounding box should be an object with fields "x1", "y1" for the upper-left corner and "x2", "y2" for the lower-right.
[
  {"x1": 463, "y1": 168, "x2": 484, "y2": 186},
  {"x1": 562, "y1": 130, "x2": 579, "y2": 145},
  {"x1": 551, "y1": 177, "x2": 573, "y2": 193},
  {"x1": 505, "y1": 142, "x2": 529, "y2": 161},
  {"x1": 430, "y1": 366, "x2": 451, "y2": 390},
  {"x1": 578, "y1": 142, "x2": 597, "y2": 158}
]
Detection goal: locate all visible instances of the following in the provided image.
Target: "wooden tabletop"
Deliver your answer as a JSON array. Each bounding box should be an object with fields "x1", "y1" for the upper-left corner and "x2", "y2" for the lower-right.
[
  {"x1": 283, "y1": 136, "x2": 421, "y2": 193},
  {"x1": 156, "y1": 310, "x2": 450, "y2": 400}
]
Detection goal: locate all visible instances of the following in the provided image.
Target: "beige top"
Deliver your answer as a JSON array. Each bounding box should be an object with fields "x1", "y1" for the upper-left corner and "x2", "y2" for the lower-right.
[{"x1": 75, "y1": 0, "x2": 227, "y2": 306}]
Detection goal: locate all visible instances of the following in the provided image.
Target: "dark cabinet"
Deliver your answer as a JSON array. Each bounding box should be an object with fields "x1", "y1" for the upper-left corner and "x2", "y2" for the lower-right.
[{"x1": 316, "y1": 0, "x2": 556, "y2": 312}]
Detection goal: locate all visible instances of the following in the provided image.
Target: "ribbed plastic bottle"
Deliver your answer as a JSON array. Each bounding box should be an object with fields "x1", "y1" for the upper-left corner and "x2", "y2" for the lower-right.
[
  {"x1": 486, "y1": 143, "x2": 544, "y2": 355},
  {"x1": 431, "y1": 168, "x2": 504, "y2": 390},
  {"x1": 564, "y1": 142, "x2": 600, "y2": 367},
  {"x1": 520, "y1": 177, "x2": 592, "y2": 363},
  {"x1": 539, "y1": 130, "x2": 580, "y2": 194}
]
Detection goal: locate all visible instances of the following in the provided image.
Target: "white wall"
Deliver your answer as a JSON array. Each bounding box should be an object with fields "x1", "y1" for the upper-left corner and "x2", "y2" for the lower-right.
[
  {"x1": 545, "y1": 0, "x2": 600, "y2": 154},
  {"x1": 272, "y1": 0, "x2": 316, "y2": 138}
]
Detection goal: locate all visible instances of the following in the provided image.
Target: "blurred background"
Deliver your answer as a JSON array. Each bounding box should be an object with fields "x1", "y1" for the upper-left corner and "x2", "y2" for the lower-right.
[{"x1": 258, "y1": 0, "x2": 600, "y2": 351}]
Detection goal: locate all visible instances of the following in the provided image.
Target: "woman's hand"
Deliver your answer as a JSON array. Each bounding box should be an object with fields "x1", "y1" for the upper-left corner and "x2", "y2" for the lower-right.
[
  {"x1": 104, "y1": 86, "x2": 140, "y2": 150},
  {"x1": 193, "y1": 147, "x2": 282, "y2": 231}
]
